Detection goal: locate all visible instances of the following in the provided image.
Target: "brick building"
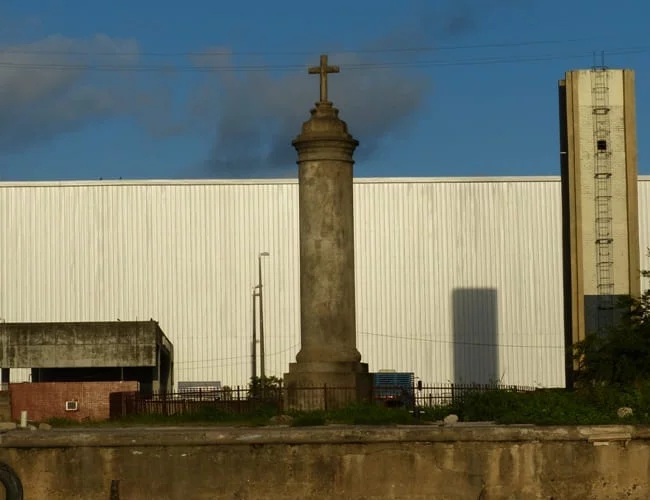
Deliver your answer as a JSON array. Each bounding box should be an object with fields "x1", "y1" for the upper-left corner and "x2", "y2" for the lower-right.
[{"x1": 10, "y1": 381, "x2": 139, "y2": 422}]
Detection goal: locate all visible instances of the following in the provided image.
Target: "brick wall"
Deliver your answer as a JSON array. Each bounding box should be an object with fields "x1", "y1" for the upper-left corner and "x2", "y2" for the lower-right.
[{"x1": 9, "y1": 381, "x2": 139, "y2": 422}]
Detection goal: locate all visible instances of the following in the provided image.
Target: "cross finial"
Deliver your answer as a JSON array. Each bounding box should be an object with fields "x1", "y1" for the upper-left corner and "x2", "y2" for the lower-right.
[{"x1": 308, "y1": 54, "x2": 340, "y2": 103}]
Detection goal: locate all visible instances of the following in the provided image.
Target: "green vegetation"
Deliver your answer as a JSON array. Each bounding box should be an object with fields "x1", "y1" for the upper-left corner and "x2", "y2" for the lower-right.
[
  {"x1": 248, "y1": 376, "x2": 283, "y2": 398},
  {"x1": 44, "y1": 385, "x2": 650, "y2": 428},
  {"x1": 573, "y1": 291, "x2": 650, "y2": 386},
  {"x1": 288, "y1": 403, "x2": 415, "y2": 426},
  {"x1": 45, "y1": 404, "x2": 280, "y2": 428},
  {"x1": 46, "y1": 417, "x2": 88, "y2": 428},
  {"x1": 290, "y1": 411, "x2": 328, "y2": 427},
  {"x1": 439, "y1": 385, "x2": 650, "y2": 425},
  {"x1": 45, "y1": 403, "x2": 419, "y2": 428}
]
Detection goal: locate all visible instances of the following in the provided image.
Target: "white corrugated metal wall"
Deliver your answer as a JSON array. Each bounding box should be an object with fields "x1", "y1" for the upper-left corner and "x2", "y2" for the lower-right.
[
  {"x1": 1, "y1": 177, "x2": 649, "y2": 388},
  {"x1": 354, "y1": 179, "x2": 566, "y2": 387},
  {"x1": 638, "y1": 181, "x2": 650, "y2": 294}
]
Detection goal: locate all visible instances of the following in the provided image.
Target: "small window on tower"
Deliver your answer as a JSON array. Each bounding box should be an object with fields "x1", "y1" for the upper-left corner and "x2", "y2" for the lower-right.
[{"x1": 597, "y1": 139, "x2": 607, "y2": 151}]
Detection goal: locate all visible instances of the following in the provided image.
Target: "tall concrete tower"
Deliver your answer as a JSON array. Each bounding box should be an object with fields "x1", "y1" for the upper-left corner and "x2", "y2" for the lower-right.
[
  {"x1": 284, "y1": 55, "x2": 372, "y2": 410},
  {"x1": 559, "y1": 68, "x2": 640, "y2": 365}
]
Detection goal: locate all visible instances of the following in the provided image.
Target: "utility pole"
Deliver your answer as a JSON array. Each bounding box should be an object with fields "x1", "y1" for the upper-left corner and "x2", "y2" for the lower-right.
[
  {"x1": 258, "y1": 252, "x2": 270, "y2": 382},
  {"x1": 252, "y1": 287, "x2": 260, "y2": 382}
]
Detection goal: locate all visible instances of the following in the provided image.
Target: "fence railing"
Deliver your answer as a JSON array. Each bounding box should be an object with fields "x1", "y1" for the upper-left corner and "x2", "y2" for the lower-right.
[
  {"x1": 109, "y1": 383, "x2": 536, "y2": 419},
  {"x1": 414, "y1": 383, "x2": 536, "y2": 408}
]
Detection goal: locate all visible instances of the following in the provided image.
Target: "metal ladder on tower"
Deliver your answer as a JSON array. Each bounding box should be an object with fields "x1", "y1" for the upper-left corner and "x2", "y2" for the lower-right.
[{"x1": 590, "y1": 67, "x2": 615, "y2": 329}]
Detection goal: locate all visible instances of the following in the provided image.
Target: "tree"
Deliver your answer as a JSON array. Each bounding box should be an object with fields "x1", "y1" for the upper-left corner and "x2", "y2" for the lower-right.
[
  {"x1": 573, "y1": 250, "x2": 650, "y2": 386},
  {"x1": 248, "y1": 376, "x2": 283, "y2": 399}
]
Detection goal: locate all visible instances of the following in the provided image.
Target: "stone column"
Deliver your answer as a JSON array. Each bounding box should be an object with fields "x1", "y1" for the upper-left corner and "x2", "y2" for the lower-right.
[{"x1": 284, "y1": 82, "x2": 372, "y2": 410}]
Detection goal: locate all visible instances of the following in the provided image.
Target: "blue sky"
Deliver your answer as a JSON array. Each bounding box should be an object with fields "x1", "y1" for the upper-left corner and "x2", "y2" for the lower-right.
[{"x1": 0, "y1": 0, "x2": 648, "y2": 180}]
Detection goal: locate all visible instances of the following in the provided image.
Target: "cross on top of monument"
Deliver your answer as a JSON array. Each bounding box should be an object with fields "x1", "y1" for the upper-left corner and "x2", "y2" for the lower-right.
[{"x1": 308, "y1": 54, "x2": 340, "y2": 103}]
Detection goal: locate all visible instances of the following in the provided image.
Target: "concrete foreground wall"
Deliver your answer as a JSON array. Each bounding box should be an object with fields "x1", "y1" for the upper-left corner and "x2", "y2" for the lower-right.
[{"x1": 0, "y1": 425, "x2": 649, "y2": 499}]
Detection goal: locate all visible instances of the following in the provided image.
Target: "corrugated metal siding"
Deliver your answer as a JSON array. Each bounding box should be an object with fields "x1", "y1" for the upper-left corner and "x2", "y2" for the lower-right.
[
  {"x1": 0, "y1": 182, "x2": 302, "y2": 387},
  {"x1": 354, "y1": 179, "x2": 565, "y2": 387},
  {"x1": 639, "y1": 181, "x2": 650, "y2": 293},
  {"x1": 1, "y1": 178, "x2": 648, "y2": 388}
]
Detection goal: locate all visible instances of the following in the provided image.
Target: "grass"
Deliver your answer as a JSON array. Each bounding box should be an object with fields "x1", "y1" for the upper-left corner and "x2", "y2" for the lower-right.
[
  {"x1": 43, "y1": 402, "x2": 425, "y2": 428},
  {"x1": 42, "y1": 385, "x2": 650, "y2": 428},
  {"x1": 430, "y1": 385, "x2": 650, "y2": 425},
  {"x1": 45, "y1": 403, "x2": 280, "y2": 428},
  {"x1": 290, "y1": 411, "x2": 328, "y2": 427},
  {"x1": 287, "y1": 403, "x2": 416, "y2": 427}
]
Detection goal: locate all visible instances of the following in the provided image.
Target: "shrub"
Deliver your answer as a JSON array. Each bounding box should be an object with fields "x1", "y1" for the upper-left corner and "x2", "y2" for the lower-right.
[
  {"x1": 291, "y1": 412, "x2": 327, "y2": 427},
  {"x1": 573, "y1": 252, "x2": 650, "y2": 386}
]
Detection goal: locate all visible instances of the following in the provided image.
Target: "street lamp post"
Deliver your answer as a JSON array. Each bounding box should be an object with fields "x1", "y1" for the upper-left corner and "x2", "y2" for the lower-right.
[
  {"x1": 252, "y1": 287, "x2": 260, "y2": 382},
  {"x1": 258, "y1": 252, "x2": 270, "y2": 382}
]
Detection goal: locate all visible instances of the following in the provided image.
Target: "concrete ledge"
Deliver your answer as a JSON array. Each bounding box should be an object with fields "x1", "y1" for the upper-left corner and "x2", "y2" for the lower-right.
[
  {"x1": 1, "y1": 424, "x2": 649, "y2": 498},
  {"x1": 1, "y1": 424, "x2": 649, "y2": 448}
]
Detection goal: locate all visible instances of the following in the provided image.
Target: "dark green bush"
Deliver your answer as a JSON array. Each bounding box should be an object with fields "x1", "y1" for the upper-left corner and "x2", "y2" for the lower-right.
[
  {"x1": 44, "y1": 385, "x2": 650, "y2": 428},
  {"x1": 337, "y1": 404, "x2": 413, "y2": 425},
  {"x1": 291, "y1": 412, "x2": 327, "y2": 427},
  {"x1": 573, "y1": 256, "x2": 650, "y2": 387},
  {"x1": 437, "y1": 385, "x2": 650, "y2": 425}
]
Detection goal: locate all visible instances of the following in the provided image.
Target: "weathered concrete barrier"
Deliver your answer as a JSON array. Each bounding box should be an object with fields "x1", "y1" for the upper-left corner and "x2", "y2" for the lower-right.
[{"x1": 0, "y1": 424, "x2": 648, "y2": 499}]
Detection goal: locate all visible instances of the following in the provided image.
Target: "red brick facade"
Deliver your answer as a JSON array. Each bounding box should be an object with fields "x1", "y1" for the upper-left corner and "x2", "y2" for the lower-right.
[{"x1": 9, "y1": 381, "x2": 139, "y2": 422}]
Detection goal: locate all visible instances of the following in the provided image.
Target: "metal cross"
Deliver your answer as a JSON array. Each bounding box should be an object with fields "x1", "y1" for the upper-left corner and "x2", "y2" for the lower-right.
[{"x1": 308, "y1": 54, "x2": 340, "y2": 103}]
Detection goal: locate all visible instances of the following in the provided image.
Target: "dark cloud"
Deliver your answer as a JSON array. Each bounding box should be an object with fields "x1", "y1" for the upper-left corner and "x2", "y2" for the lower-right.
[
  {"x1": 432, "y1": 0, "x2": 526, "y2": 38},
  {"x1": 0, "y1": 34, "x2": 156, "y2": 153},
  {"x1": 349, "y1": 0, "x2": 529, "y2": 56},
  {"x1": 190, "y1": 50, "x2": 431, "y2": 178},
  {"x1": 193, "y1": 0, "x2": 530, "y2": 178}
]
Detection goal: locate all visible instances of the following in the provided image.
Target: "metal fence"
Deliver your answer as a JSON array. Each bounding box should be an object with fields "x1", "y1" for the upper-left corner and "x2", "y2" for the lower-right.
[
  {"x1": 109, "y1": 383, "x2": 536, "y2": 419},
  {"x1": 413, "y1": 383, "x2": 536, "y2": 408},
  {"x1": 109, "y1": 387, "x2": 282, "y2": 419}
]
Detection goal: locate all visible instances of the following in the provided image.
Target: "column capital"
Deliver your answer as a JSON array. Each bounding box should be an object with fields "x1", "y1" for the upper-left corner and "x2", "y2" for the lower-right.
[{"x1": 292, "y1": 102, "x2": 358, "y2": 162}]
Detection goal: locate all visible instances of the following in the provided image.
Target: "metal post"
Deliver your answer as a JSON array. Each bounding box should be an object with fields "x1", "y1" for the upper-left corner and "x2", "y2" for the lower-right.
[
  {"x1": 110, "y1": 479, "x2": 120, "y2": 500},
  {"x1": 258, "y1": 255, "x2": 265, "y2": 382},
  {"x1": 252, "y1": 288, "x2": 259, "y2": 382},
  {"x1": 258, "y1": 252, "x2": 269, "y2": 383}
]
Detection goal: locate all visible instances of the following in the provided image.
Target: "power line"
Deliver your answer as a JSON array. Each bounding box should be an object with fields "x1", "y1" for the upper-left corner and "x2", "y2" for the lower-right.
[
  {"x1": 0, "y1": 47, "x2": 647, "y2": 73},
  {"x1": 174, "y1": 325, "x2": 566, "y2": 371},
  {"x1": 358, "y1": 331, "x2": 565, "y2": 350},
  {"x1": 0, "y1": 35, "x2": 622, "y2": 58},
  {"x1": 175, "y1": 343, "x2": 299, "y2": 366}
]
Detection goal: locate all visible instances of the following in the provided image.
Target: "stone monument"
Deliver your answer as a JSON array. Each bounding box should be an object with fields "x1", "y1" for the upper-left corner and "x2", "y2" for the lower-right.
[{"x1": 284, "y1": 55, "x2": 372, "y2": 410}]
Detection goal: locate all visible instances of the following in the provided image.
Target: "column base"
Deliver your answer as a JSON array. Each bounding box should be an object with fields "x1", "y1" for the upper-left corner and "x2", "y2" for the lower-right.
[{"x1": 283, "y1": 362, "x2": 373, "y2": 411}]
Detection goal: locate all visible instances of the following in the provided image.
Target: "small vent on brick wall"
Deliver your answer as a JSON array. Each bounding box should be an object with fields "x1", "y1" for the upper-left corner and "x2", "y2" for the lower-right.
[{"x1": 65, "y1": 400, "x2": 79, "y2": 412}]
